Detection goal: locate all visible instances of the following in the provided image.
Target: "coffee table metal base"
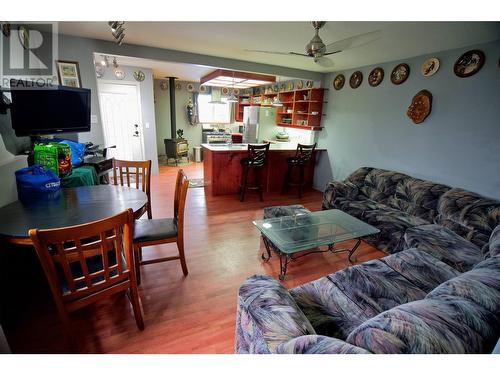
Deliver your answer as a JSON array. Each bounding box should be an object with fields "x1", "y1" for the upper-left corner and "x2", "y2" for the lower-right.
[{"x1": 262, "y1": 236, "x2": 362, "y2": 280}]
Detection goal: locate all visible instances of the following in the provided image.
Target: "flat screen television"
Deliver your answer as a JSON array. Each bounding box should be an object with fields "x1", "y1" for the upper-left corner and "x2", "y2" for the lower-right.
[{"x1": 9, "y1": 80, "x2": 91, "y2": 136}]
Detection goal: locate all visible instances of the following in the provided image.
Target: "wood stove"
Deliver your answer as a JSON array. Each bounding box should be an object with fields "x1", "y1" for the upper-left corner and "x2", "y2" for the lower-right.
[{"x1": 164, "y1": 138, "x2": 189, "y2": 165}]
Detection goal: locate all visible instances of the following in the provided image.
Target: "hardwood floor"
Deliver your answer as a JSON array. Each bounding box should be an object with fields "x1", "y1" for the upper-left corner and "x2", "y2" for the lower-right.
[{"x1": 2, "y1": 162, "x2": 384, "y2": 353}]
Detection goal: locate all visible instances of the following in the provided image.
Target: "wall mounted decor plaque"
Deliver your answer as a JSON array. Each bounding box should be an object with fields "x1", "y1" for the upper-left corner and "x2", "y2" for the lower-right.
[
  {"x1": 333, "y1": 74, "x2": 345, "y2": 90},
  {"x1": 407, "y1": 90, "x2": 432, "y2": 124},
  {"x1": 391, "y1": 63, "x2": 410, "y2": 85},
  {"x1": 368, "y1": 67, "x2": 384, "y2": 87},
  {"x1": 453, "y1": 50, "x2": 485, "y2": 78},
  {"x1": 421, "y1": 57, "x2": 440, "y2": 77},
  {"x1": 349, "y1": 71, "x2": 363, "y2": 89}
]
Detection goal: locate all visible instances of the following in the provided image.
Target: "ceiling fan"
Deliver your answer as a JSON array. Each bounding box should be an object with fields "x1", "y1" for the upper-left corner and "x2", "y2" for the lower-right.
[{"x1": 245, "y1": 22, "x2": 381, "y2": 68}]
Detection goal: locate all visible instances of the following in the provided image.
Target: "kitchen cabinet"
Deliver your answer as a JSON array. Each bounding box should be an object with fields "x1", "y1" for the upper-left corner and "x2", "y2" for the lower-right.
[{"x1": 275, "y1": 88, "x2": 326, "y2": 131}]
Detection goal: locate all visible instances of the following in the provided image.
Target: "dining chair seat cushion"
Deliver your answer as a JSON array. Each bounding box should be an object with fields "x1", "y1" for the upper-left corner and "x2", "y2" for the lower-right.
[
  {"x1": 57, "y1": 250, "x2": 127, "y2": 295},
  {"x1": 133, "y1": 218, "x2": 178, "y2": 243}
]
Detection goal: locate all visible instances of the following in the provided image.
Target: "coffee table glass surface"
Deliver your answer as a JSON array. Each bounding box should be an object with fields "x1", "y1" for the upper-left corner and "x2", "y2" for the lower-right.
[{"x1": 253, "y1": 209, "x2": 379, "y2": 254}]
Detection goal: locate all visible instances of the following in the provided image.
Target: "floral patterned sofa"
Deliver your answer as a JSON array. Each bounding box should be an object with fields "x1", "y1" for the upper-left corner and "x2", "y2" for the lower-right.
[
  {"x1": 235, "y1": 228, "x2": 500, "y2": 353},
  {"x1": 235, "y1": 168, "x2": 500, "y2": 354},
  {"x1": 322, "y1": 167, "x2": 500, "y2": 259}
]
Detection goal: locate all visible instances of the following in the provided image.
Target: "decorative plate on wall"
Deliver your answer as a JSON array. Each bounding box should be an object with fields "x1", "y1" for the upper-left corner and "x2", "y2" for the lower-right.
[
  {"x1": 186, "y1": 83, "x2": 195, "y2": 92},
  {"x1": 453, "y1": 50, "x2": 485, "y2": 78},
  {"x1": 287, "y1": 81, "x2": 294, "y2": 91},
  {"x1": 297, "y1": 80, "x2": 304, "y2": 89},
  {"x1": 333, "y1": 74, "x2": 345, "y2": 90},
  {"x1": 160, "y1": 81, "x2": 168, "y2": 90},
  {"x1": 233, "y1": 88, "x2": 240, "y2": 95},
  {"x1": 221, "y1": 87, "x2": 230, "y2": 95},
  {"x1": 175, "y1": 82, "x2": 182, "y2": 90},
  {"x1": 421, "y1": 58, "x2": 440, "y2": 77},
  {"x1": 349, "y1": 71, "x2": 363, "y2": 89},
  {"x1": 391, "y1": 63, "x2": 410, "y2": 85},
  {"x1": 368, "y1": 67, "x2": 384, "y2": 87},
  {"x1": 133, "y1": 70, "x2": 145, "y2": 82},
  {"x1": 407, "y1": 90, "x2": 432, "y2": 124},
  {"x1": 1, "y1": 23, "x2": 11, "y2": 37},
  {"x1": 306, "y1": 80, "x2": 313, "y2": 88},
  {"x1": 199, "y1": 85, "x2": 207, "y2": 93}
]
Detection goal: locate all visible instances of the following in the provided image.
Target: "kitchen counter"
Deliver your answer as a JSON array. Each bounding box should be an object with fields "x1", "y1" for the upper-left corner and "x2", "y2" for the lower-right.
[
  {"x1": 202, "y1": 143, "x2": 325, "y2": 197},
  {"x1": 201, "y1": 143, "x2": 326, "y2": 152}
]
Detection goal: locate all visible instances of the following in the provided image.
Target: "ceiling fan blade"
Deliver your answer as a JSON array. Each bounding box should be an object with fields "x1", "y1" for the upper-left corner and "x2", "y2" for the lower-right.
[
  {"x1": 314, "y1": 56, "x2": 334, "y2": 68},
  {"x1": 324, "y1": 30, "x2": 381, "y2": 54},
  {"x1": 289, "y1": 52, "x2": 310, "y2": 57},
  {"x1": 245, "y1": 49, "x2": 296, "y2": 56}
]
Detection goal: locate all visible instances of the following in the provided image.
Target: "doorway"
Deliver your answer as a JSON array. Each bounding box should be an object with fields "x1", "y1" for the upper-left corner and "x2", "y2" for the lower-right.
[{"x1": 97, "y1": 82, "x2": 145, "y2": 161}]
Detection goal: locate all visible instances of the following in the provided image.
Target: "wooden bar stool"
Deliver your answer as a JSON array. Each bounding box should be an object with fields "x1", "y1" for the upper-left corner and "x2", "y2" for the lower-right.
[
  {"x1": 282, "y1": 143, "x2": 316, "y2": 198},
  {"x1": 239, "y1": 143, "x2": 270, "y2": 202}
]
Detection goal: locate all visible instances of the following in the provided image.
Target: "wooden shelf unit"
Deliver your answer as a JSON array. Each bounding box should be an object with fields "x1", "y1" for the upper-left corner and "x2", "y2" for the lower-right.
[
  {"x1": 235, "y1": 95, "x2": 251, "y2": 122},
  {"x1": 275, "y1": 88, "x2": 325, "y2": 131}
]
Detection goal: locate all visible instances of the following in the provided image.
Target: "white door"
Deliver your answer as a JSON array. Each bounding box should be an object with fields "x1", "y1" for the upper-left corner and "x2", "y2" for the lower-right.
[{"x1": 98, "y1": 83, "x2": 144, "y2": 160}]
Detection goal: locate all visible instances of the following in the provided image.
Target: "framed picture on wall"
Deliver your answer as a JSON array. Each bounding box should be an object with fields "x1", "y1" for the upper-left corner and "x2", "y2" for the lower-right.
[{"x1": 56, "y1": 60, "x2": 82, "y2": 88}]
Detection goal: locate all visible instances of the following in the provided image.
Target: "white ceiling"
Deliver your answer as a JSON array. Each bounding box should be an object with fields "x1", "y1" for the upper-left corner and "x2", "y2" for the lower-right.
[
  {"x1": 94, "y1": 54, "x2": 214, "y2": 81},
  {"x1": 93, "y1": 53, "x2": 297, "y2": 83},
  {"x1": 62, "y1": 22, "x2": 500, "y2": 73}
]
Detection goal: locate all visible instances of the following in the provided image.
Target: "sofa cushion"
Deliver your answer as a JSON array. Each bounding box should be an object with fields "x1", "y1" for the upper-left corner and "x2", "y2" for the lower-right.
[
  {"x1": 427, "y1": 255, "x2": 500, "y2": 315},
  {"x1": 388, "y1": 178, "x2": 450, "y2": 222},
  {"x1": 359, "y1": 169, "x2": 409, "y2": 205},
  {"x1": 346, "y1": 296, "x2": 499, "y2": 354},
  {"x1": 290, "y1": 276, "x2": 373, "y2": 340},
  {"x1": 381, "y1": 248, "x2": 460, "y2": 293},
  {"x1": 361, "y1": 207, "x2": 429, "y2": 253},
  {"x1": 436, "y1": 188, "x2": 500, "y2": 248},
  {"x1": 404, "y1": 224, "x2": 483, "y2": 272},
  {"x1": 326, "y1": 259, "x2": 426, "y2": 317},
  {"x1": 277, "y1": 335, "x2": 369, "y2": 354}
]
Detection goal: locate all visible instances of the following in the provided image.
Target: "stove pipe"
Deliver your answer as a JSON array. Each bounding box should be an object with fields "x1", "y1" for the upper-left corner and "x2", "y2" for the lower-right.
[{"x1": 168, "y1": 77, "x2": 177, "y2": 138}]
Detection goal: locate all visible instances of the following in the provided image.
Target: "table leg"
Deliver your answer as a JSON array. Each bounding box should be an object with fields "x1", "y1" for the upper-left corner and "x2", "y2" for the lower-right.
[
  {"x1": 279, "y1": 253, "x2": 291, "y2": 281},
  {"x1": 348, "y1": 239, "x2": 362, "y2": 263},
  {"x1": 328, "y1": 239, "x2": 362, "y2": 263},
  {"x1": 261, "y1": 236, "x2": 272, "y2": 262}
]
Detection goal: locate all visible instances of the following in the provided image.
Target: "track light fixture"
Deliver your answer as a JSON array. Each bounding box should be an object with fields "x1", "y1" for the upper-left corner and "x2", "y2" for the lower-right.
[{"x1": 108, "y1": 21, "x2": 125, "y2": 45}]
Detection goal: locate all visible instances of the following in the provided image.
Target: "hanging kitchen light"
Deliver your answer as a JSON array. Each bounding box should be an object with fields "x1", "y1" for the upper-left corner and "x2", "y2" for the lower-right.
[{"x1": 227, "y1": 71, "x2": 238, "y2": 103}]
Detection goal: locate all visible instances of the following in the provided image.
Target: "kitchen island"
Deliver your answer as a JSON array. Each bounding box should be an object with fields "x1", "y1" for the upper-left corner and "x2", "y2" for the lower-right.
[{"x1": 202, "y1": 143, "x2": 325, "y2": 197}]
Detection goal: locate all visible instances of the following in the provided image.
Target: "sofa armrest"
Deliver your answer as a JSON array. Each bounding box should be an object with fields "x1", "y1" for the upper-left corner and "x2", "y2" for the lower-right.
[
  {"x1": 277, "y1": 335, "x2": 370, "y2": 354},
  {"x1": 322, "y1": 181, "x2": 359, "y2": 210},
  {"x1": 235, "y1": 275, "x2": 315, "y2": 354},
  {"x1": 488, "y1": 223, "x2": 500, "y2": 257}
]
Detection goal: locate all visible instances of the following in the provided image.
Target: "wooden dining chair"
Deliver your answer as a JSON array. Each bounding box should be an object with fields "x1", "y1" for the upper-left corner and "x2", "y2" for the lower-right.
[
  {"x1": 29, "y1": 209, "x2": 144, "y2": 351},
  {"x1": 112, "y1": 159, "x2": 152, "y2": 219},
  {"x1": 133, "y1": 169, "x2": 189, "y2": 284}
]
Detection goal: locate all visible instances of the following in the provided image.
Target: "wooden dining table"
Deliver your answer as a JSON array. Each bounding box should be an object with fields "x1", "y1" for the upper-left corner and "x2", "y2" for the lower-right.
[{"x1": 0, "y1": 185, "x2": 148, "y2": 245}]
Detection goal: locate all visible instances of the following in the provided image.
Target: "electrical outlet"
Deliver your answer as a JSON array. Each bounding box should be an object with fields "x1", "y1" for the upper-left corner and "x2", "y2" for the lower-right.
[{"x1": 145, "y1": 122, "x2": 150, "y2": 129}]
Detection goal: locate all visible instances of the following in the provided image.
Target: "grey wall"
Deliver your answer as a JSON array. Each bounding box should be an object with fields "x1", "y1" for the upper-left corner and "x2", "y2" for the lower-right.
[
  {"x1": 315, "y1": 39, "x2": 500, "y2": 200},
  {"x1": 97, "y1": 65, "x2": 159, "y2": 174}
]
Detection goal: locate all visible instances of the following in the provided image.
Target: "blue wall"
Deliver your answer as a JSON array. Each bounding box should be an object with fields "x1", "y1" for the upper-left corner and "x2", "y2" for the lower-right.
[{"x1": 315, "y1": 39, "x2": 500, "y2": 200}]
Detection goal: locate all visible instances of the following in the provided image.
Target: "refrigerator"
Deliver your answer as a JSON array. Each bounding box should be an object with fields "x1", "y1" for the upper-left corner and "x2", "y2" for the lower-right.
[{"x1": 243, "y1": 106, "x2": 260, "y2": 144}]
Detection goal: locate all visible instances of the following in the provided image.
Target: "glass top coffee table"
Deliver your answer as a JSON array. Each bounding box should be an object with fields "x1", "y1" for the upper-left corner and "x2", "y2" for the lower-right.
[{"x1": 253, "y1": 209, "x2": 380, "y2": 280}]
